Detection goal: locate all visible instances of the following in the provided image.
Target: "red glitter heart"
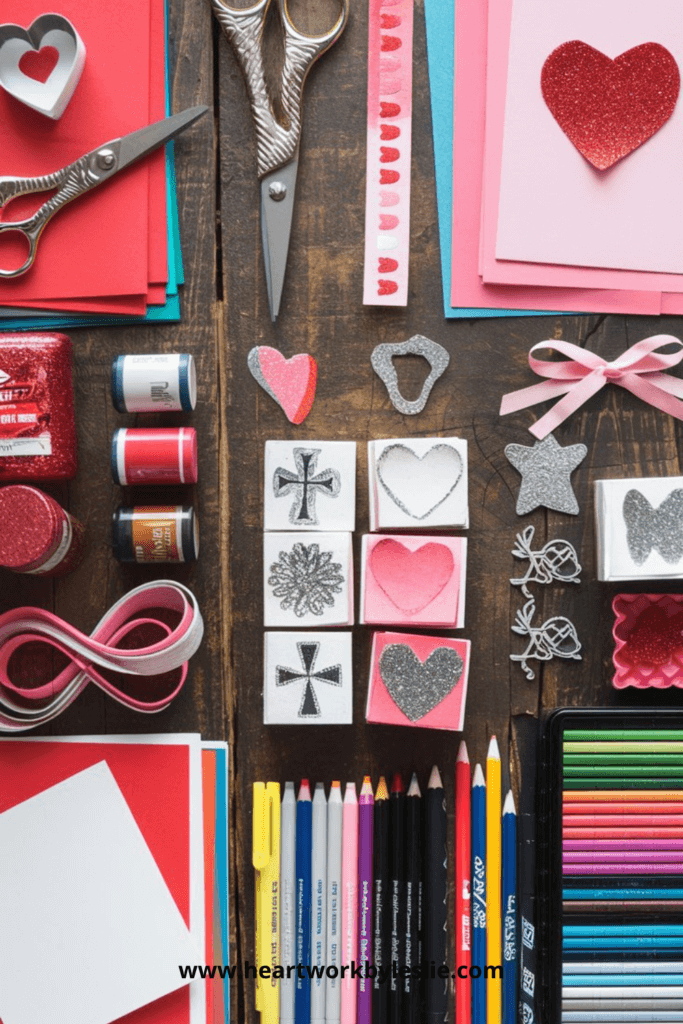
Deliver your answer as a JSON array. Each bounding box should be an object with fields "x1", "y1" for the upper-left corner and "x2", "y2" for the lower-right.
[
  {"x1": 541, "y1": 41, "x2": 680, "y2": 170},
  {"x1": 381, "y1": 35, "x2": 401, "y2": 51},
  {"x1": 18, "y1": 46, "x2": 59, "y2": 84},
  {"x1": 380, "y1": 169, "x2": 399, "y2": 184},
  {"x1": 378, "y1": 280, "x2": 398, "y2": 295},
  {"x1": 380, "y1": 124, "x2": 400, "y2": 140},
  {"x1": 379, "y1": 258, "x2": 398, "y2": 272},
  {"x1": 380, "y1": 147, "x2": 399, "y2": 163},
  {"x1": 380, "y1": 214, "x2": 399, "y2": 230},
  {"x1": 380, "y1": 102, "x2": 400, "y2": 118},
  {"x1": 381, "y1": 14, "x2": 401, "y2": 28}
]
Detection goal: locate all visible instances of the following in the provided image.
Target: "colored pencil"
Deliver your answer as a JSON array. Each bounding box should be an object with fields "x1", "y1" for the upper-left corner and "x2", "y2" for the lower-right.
[
  {"x1": 425, "y1": 764, "x2": 448, "y2": 1024},
  {"x1": 564, "y1": 840, "x2": 683, "y2": 850},
  {"x1": 564, "y1": 889, "x2": 683, "y2": 900},
  {"x1": 341, "y1": 782, "x2": 358, "y2": 1024},
  {"x1": 564, "y1": 779, "x2": 683, "y2": 790},
  {"x1": 565, "y1": 926, "x2": 683, "y2": 936},
  {"x1": 405, "y1": 773, "x2": 422, "y2": 1024},
  {"x1": 565, "y1": 815, "x2": 683, "y2": 826},
  {"x1": 487, "y1": 736, "x2": 502, "y2": 1024},
  {"x1": 326, "y1": 781, "x2": 343, "y2": 1024},
  {"x1": 564, "y1": 902, "x2": 683, "y2": 914},
  {"x1": 372, "y1": 777, "x2": 390, "y2": 1024},
  {"x1": 390, "y1": 773, "x2": 406, "y2": 1024},
  {"x1": 281, "y1": 781, "x2": 297, "y2": 1024},
  {"x1": 564, "y1": 742, "x2": 683, "y2": 752},
  {"x1": 565, "y1": 864, "x2": 683, "y2": 875},
  {"x1": 311, "y1": 784, "x2": 328, "y2": 1024},
  {"x1": 565, "y1": 766, "x2": 683, "y2": 777},
  {"x1": 565, "y1": 754, "x2": 683, "y2": 766},
  {"x1": 502, "y1": 791, "x2": 517, "y2": 1024},
  {"x1": 296, "y1": 780, "x2": 313, "y2": 1024},
  {"x1": 456, "y1": 741, "x2": 472, "y2": 1024},
  {"x1": 357, "y1": 777, "x2": 374, "y2": 1024},
  {"x1": 565, "y1": 803, "x2": 683, "y2": 814},
  {"x1": 563, "y1": 1000, "x2": 683, "y2": 1011},
  {"x1": 564, "y1": 964, "x2": 683, "y2": 974},
  {"x1": 472, "y1": 763, "x2": 487, "y2": 1024},
  {"x1": 561, "y1": 1014, "x2": 683, "y2": 1021},
  {"x1": 564, "y1": 791, "x2": 683, "y2": 802},
  {"x1": 564, "y1": 829, "x2": 683, "y2": 840},
  {"x1": 565, "y1": 851, "x2": 683, "y2": 862},
  {"x1": 563, "y1": 985, "x2": 683, "y2": 996},
  {"x1": 563, "y1": 938, "x2": 683, "y2": 949},
  {"x1": 565, "y1": 730, "x2": 683, "y2": 741}
]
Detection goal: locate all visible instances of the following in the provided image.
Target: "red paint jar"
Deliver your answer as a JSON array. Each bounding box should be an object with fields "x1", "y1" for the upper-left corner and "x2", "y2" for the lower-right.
[
  {"x1": 0, "y1": 485, "x2": 85, "y2": 576},
  {"x1": 0, "y1": 334, "x2": 77, "y2": 482},
  {"x1": 111, "y1": 427, "x2": 198, "y2": 486}
]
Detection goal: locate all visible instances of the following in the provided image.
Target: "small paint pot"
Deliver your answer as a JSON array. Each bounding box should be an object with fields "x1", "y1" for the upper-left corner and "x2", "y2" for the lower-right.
[
  {"x1": 111, "y1": 427, "x2": 198, "y2": 486},
  {"x1": 0, "y1": 484, "x2": 85, "y2": 576},
  {"x1": 111, "y1": 353, "x2": 197, "y2": 413},
  {"x1": 112, "y1": 506, "x2": 199, "y2": 563}
]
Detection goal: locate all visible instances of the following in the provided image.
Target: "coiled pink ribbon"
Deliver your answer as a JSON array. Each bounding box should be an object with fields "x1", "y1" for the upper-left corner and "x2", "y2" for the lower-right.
[
  {"x1": 0, "y1": 580, "x2": 203, "y2": 732},
  {"x1": 499, "y1": 335, "x2": 683, "y2": 440}
]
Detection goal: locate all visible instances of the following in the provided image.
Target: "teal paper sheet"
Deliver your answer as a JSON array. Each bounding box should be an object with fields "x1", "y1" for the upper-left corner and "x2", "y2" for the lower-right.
[{"x1": 424, "y1": 0, "x2": 559, "y2": 319}]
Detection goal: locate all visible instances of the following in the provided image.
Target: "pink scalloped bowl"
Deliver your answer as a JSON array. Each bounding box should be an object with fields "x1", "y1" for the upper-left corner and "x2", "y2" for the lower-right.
[{"x1": 613, "y1": 593, "x2": 683, "y2": 689}]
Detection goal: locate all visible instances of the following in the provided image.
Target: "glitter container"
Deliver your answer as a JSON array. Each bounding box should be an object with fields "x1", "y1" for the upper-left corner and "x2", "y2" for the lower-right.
[
  {"x1": 613, "y1": 593, "x2": 683, "y2": 689},
  {"x1": 111, "y1": 427, "x2": 198, "y2": 486},
  {"x1": 111, "y1": 353, "x2": 197, "y2": 413},
  {"x1": 112, "y1": 506, "x2": 199, "y2": 563},
  {"x1": 0, "y1": 485, "x2": 85, "y2": 576},
  {"x1": 0, "y1": 333, "x2": 77, "y2": 482}
]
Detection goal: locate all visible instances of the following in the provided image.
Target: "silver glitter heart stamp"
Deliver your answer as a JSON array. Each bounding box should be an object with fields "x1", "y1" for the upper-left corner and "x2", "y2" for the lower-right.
[
  {"x1": 376, "y1": 442, "x2": 463, "y2": 520},
  {"x1": 378, "y1": 643, "x2": 464, "y2": 720},
  {"x1": 371, "y1": 335, "x2": 450, "y2": 415}
]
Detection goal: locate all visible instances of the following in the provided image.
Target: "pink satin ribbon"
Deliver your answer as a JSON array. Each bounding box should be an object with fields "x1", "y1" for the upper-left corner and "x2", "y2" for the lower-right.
[
  {"x1": 0, "y1": 580, "x2": 203, "y2": 732},
  {"x1": 500, "y1": 335, "x2": 683, "y2": 439}
]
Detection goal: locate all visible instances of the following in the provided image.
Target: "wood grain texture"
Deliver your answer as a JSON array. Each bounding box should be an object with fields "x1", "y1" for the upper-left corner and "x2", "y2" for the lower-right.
[{"x1": 2, "y1": 0, "x2": 683, "y2": 1020}]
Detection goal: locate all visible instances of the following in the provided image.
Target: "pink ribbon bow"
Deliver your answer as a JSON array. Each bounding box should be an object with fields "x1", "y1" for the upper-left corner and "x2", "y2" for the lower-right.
[{"x1": 500, "y1": 335, "x2": 683, "y2": 440}]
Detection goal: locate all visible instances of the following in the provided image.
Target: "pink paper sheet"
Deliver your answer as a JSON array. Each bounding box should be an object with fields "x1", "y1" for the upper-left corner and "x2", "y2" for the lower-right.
[{"x1": 449, "y1": 0, "x2": 660, "y2": 313}]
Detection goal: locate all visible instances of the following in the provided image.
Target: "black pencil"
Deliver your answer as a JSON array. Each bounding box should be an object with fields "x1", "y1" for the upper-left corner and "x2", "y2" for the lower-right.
[
  {"x1": 373, "y1": 776, "x2": 390, "y2": 1024},
  {"x1": 425, "y1": 764, "x2": 448, "y2": 1024},
  {"x1": 405, "y1": 772, "x2": 422, "y2": 1024},
  {"x1": 390, "y1": 772, "x2": 406, "y2": 1024}
]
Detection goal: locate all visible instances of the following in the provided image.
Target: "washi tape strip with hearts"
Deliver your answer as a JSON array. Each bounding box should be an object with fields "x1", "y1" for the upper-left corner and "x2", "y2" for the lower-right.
[
  {"x1": 362, "y1": 0, "x2": 414, "y2": 306},
  {"x1": 0, "y1": 580, "x2": 204, "y2": 731}
]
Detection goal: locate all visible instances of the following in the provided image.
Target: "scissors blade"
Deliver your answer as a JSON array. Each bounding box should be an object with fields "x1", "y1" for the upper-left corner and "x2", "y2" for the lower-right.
[
  {"x1": 116, "y1": 106, "x2": 209, "y2": 172},
  {"x1": 260, "y1": 158, "x2": 299, "y2": 322}
]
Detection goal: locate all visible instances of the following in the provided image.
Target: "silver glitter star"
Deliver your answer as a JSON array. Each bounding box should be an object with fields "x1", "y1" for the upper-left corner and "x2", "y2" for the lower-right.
[{"x1": 505, "y1": 433, "x2": 587, "y2": 516}]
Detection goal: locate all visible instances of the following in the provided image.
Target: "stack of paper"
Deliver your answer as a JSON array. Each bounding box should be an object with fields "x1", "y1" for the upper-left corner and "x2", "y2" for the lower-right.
[
  {"x1": 0, "y1": 735, "x2": 229, "y2": 1024},
  {"x1": 0, "y1": 0, "x2": 185, "y2": 330},
  {"x1": 425, "y1": 0, "x2": 683, "y2": 318}
]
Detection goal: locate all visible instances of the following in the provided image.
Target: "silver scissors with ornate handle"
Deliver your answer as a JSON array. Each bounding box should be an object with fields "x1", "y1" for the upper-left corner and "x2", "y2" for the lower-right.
[
  {"x1": 212, "y1": 0, "x2": 349, "y2": 321},
  {"x1": 0, "y1": 106, "x2": 208, "y2": 279}
]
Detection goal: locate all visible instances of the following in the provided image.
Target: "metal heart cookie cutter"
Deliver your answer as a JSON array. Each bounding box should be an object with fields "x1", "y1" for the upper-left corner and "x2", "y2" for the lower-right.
[{"x1": 0, "y1": 14, "x2": 86, "y2": 120}]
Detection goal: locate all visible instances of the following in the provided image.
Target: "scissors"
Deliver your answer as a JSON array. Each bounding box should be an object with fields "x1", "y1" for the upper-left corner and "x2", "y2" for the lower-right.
[
  {"x1": 0, "y1": 106, "x2": 208, "y2": 279},
  {"x1": 212, "y1": 0, "x2": 349, "y2": 321}
]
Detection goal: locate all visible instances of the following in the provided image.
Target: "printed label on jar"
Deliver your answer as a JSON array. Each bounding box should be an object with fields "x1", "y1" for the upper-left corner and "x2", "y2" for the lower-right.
[
  {"x1": 131, "y1": 507, "x2": 183, "y2": 563},
  {"x1": 122, "y1": 355, "x2": 182, "y2": 411},
  {"x1": 0, "y1": 369, "x2": 53, "y2": 457}
]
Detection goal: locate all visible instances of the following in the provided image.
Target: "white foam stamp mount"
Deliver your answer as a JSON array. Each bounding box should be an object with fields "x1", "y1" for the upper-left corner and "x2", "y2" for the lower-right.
[{"x1": 0, "y1": 14, "x2": 86, "y2": 120}]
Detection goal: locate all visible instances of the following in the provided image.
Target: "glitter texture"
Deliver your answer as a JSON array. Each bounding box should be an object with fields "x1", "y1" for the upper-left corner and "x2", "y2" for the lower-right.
[
  {"x1": 505, "y1": 433, "x2": 586, "y2": 516},
  {"x1": 623, "y1": 488, "x2": 683, "y2": 565},
  {"x1": 370, "y1": 335, "x2": 450, "y2": 415},
  {"x1": 268, "y1": 542, "x2": 345, "y2": 617},
  {"x1": 378, "y1": 642, "x2": 463, "y2": 721},
  {"x1": 541, "y1": 40, "x2": 680, "y2": 171}
]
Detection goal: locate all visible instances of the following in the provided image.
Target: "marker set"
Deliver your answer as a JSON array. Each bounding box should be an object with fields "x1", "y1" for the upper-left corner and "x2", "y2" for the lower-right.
[{"x1": 539, "y1": 708, "x2": 683, "y2": 1024}]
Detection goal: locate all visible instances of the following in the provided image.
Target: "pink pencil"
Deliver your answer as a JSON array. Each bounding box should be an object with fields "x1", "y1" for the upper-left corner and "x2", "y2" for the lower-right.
[
  {"x1": 341, "y1": 781, "x2": 359, "y2": 1024},
  {"x1": 564, "y1": 862, "x2": 683, "y2": 875},
  {"x1": 564, "y1": 814, "x2": 683, "y2": 827},
  {"x1": 357, "y1": 777, "x2": 374, "y2": 1024},
  {"x1": 564, "y1": 838, "x2": 683, "y2": 850},
  {"x1": 565, "y1": 850, "x2": 683, "y2": 863}
]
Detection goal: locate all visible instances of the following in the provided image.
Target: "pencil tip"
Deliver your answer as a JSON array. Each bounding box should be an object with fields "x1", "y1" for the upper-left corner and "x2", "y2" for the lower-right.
[
  {"x1": 331, "y1": 780, "x2": 341, "y2": 788},
  {"x1": 487, "y1": 735, "x2": 500, "y2": 759},
  {"x1": 299, "y1": 779, "x2": 311, "y2": 799},
  {"x1": 503, "y1": 790, "x2": 516, "y2": 814},
  {"x1": 391, "y1": 772, "x2": 404, "y2": 794},
  {"x1": 457, "y1": 740, "x2": 469, "y2": 763},
  {"x1": 428, "y1": 765, "x2": 443, "y2": 789},
  {"x1": 344, "y1": 781, "x2": 357, "y2": 800},
  {"x1": 472, "y1": 763, "x2": 485, "y2": 786},
  {"x1": 407, "y1": 773, "x2": 421, "y2": 797},
  {"x1": 361, "y1": 776, "x2": 374, "y2": 796},
  {"x1": 375, "y1": 776, "x2": 389, "y2": 800}
]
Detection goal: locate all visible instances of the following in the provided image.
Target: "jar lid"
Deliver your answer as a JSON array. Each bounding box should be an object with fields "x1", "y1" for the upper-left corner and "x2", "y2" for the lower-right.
[{"x1": 0, "y1": 485, "x2": 61, "y2": 570}]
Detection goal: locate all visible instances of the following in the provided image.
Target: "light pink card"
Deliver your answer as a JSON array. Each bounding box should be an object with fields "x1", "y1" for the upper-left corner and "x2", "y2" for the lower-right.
[
  {"x1": 366, "y1": 631, "x2": 470, "y2": 731},
  {"x1": 449, "y1": 0, "x2": 661, "y2": 313},
  {"x1": 362, "y1": 0, "x2": 413, "y2": 306},
  {"x1": 494, "y1": 0, "x2": 683, "y2": 276},
  {"x1": 360, "y1": 535, "x2": 467, "y2": 628}
]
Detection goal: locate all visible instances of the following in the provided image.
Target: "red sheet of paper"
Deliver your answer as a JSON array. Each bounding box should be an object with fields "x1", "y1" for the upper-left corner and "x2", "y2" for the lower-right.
[{"x1": 0, "y1": 739, "x2": 191, "y2": 1024}]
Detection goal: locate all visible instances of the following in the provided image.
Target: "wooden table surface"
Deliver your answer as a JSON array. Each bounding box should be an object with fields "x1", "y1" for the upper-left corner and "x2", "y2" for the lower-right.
[{"x1": 6, "y1": 0, "x2": 683, "y2": 1019}]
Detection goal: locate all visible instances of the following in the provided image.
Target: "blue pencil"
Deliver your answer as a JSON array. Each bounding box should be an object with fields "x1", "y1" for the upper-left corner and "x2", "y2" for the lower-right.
[
  {"x1": 295, "y1": 780, "x2": 312, "y2": 1024},
  {"x1": 565, "y1": 926, "x2": 683, "y2": 937},
  {"x1": 564, "y1": 889, "x2": 683, "y2": 900},
  {"x1": 502, "y1": 791, "x2": 517, "y2": 1024},
  {"x1": 472, "y1": 764, "x2": 487, "y2": 1024},
  {"x1": 564, "y1": 938, "x2": 683, "y2": 950},
  {"x1": 564, "y1": 975, "x2": 683, "y2": 986}
]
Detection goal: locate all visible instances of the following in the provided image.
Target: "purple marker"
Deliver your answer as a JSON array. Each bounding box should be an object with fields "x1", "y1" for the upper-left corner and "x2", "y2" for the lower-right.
[
  {"x1": 357, "y1": 776, "x2": 374, "y2": 1024},
  {"x1": 564, "y1": 838, "x2": 683, "y2": 851}
]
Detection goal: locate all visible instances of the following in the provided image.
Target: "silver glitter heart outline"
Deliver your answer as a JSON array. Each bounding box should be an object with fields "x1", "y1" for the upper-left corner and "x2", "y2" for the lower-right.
[
  {"x1": 370, "y1": 335, "x2": 450, "y2": 416},
  {"x1": 376, "y1": 442, "x2": 464, "y2": 520},
  {"x1": 378, "y1": 643, "x2": 464, "y2": 721}
]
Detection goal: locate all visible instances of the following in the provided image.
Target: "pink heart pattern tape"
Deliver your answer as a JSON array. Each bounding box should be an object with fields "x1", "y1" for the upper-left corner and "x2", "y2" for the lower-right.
[
  {"x1": 0, "y1": 581, "x2": 203, "y2": 731},
  {"x1": 363, "y1": 0, "x2": 414, "y2": 306}
]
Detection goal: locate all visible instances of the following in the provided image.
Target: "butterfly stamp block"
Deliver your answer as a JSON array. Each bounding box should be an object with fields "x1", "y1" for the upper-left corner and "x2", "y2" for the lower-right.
[
  {"x1": 264, "y1": 441, "x2": 357, "y2": 532},
  {"x1": 596, "y1": 476, "x2": 683, "y2": 581},
  {"x1": 263, "y1": 631, "x2": 353, "y2": 724},
  {"x1": 368, "y1": 436, "x2": 469, "y2": 530},
  {"x1": 366, "y1": 631, "x2": 470, "y2": 731}
]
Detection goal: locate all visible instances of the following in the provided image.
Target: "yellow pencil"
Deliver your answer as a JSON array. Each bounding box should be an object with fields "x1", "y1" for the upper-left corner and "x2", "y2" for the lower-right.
[
  {"x1": 486, "y1": 736, "x2": 502, "y2": 1024},
  {"x1": 253, "y1": 782, "x2": 280, "y2": 1024}
]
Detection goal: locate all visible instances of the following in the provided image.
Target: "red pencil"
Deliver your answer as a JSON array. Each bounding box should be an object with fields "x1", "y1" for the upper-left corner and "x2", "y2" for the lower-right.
[
  {"x1": 563, "y1": 827, "x2": 683, "y2": 840},
  {"x1": 564, "y1": 813, "x2": 683, "y2": 827},
  {"x1": 455, "y1": 740, "x2": 471, "y2": 1024},
  {"x1": 564, "y1": 802, "x2": 683, "y2": 815}
]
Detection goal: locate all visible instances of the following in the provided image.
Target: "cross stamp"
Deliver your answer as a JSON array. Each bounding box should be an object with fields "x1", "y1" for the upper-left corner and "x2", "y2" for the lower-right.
[
  {"x1": 264, "y1": 632, "x2": 353, "y2": 724},
  {"x1": 264, "y1": 440, "x2": 356, "y2": 532},
  {"x1": 276, "y1": 641, "x2": 342, "y2": 717},
  {"x1": 273, "y1": 448, "x2": 341, "y2": 526}
]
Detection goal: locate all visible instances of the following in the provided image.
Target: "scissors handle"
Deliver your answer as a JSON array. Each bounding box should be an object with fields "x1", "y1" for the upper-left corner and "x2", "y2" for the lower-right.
[
  {"x1": 0, "y1": 147, "x2": 120, "y2": 279},
  {"x1": 212, "y1": 0, "x2": 348, "y2": 178}
]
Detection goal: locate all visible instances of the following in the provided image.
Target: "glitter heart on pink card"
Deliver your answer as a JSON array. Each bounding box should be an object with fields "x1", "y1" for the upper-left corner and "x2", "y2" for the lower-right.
[
  {"x1": 247, "y1": 346, "x2": 317, "y2": 424},
  {"x1": 369, "y1": 538, "x2": 454, "y2": 613}
]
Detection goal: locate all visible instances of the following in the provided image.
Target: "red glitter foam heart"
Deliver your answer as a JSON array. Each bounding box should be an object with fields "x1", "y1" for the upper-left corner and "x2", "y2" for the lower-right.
[
  {"x1": 380, "y1": 214, "x2": 399, "y2": 230},
  {"x1": 378, "y1": 280, "x2": 398, "y2": 295},
  {"x1": 381, "y1": 35, "x2": 401, "y2": 51},
  {"x1": 541, "y1": 41, "x2": 680, "y2": 170},
  {"x1": 380, "y1": 147, "x2": 399, "y2": 163},
  {"x1": 380, "y1": 124, "x2": 400, "y2": 140},
  {"x1": 379, "y1": 258, "x2": 398, "y2": 272},
  {"x1": 380, "y1": 169, "x2": 399, "y2": 184},
  {"x1": 380, "y1": 102, "x2": 400, "y2": 118},
  {"x1": 381, "y1": 14, "x2": 401, "y2": 28}
]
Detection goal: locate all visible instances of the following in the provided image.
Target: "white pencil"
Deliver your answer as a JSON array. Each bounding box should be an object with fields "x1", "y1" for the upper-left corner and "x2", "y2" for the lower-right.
[
  {"x1": 326, "y1": 781, "x2": 343, "y2": 1024},
  {"x1": 280, "y1": 781, "x2": 297, "y2": 1024},
  {"x1": 312, "y1": 783, "x2": 328, "y2": 1024},
  {"x1": 564, "y1": 964, "x2": 683, "y2": 975}
]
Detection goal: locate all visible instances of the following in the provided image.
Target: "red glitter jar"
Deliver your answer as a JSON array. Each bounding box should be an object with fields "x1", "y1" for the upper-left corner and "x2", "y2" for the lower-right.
[
  {"x1": 0, "y1": 485, "x2": 85, "y2": 576},
  {"x1": 0, "y1": 333, "x2": 77, "y2": 482}
]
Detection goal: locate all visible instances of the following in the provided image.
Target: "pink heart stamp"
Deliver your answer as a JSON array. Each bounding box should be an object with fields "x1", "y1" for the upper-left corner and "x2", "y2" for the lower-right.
[
  {"x1": 370, "y1": 538, "x2": 454, "y2": 613},
  {"x1": 247, "y1": 345, "x2": 317, "y2": 424}
]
